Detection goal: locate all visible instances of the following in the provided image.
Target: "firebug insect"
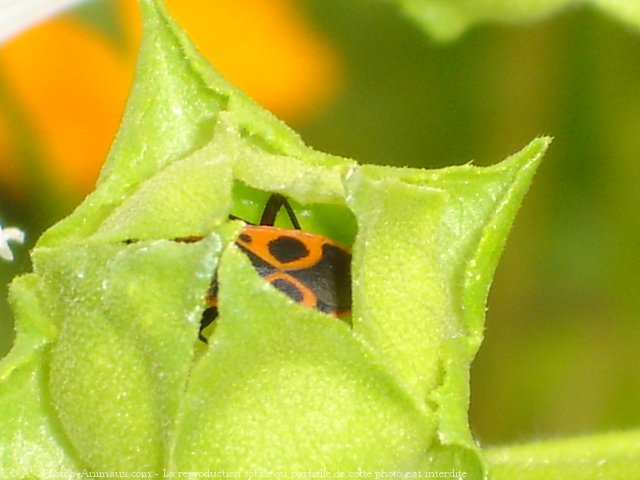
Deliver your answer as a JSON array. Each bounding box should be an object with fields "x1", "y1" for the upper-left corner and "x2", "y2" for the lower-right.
[{"x1": 199, "y1": 194, "x2": 352, "y2": 342}]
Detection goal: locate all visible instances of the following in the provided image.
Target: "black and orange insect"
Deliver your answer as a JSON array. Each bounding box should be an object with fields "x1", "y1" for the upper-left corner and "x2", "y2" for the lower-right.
[{"x1": 199, "y1": 194, "x2": 352, "y2": 341}]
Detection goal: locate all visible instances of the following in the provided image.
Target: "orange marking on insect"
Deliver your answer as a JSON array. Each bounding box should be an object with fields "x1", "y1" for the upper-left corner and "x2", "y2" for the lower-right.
[{"x1": 199, "y1": 194, "x2": 352, "y2": 342}]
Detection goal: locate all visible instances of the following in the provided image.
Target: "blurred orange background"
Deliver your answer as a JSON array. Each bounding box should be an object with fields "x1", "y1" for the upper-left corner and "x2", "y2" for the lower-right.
[{"x1": 0, "y1": 0, "x2": 342, "y2": 208}]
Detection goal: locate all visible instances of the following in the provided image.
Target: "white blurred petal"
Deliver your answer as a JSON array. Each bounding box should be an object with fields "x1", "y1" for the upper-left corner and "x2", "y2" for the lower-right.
[
  {"x1": 0, "y1": 0, "x2": 86, "y2": 44},
  {"x1": 0, "y1": 224, "x2": 25, "y2": 261}
]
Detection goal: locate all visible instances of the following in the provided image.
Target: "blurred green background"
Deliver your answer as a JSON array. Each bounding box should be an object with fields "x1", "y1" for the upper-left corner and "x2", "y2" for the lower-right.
[{"x1": 1, "y1": 0, "x2": 639, "y2": 448}]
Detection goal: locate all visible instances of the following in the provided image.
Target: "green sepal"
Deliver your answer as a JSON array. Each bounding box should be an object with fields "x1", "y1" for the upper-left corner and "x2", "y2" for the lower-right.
[
  {"x1": 34, "y1": 235, "x2": 220, "y2": 472},
  {"x1": 173, "y1": 244, "x2": 435, "y2": 470},
  {"x1": 0, "y1": 275, "x2": 80, "y2": 479},
  {"x1": 344, "y1": 138, "x2": 548, "y2": 475}
]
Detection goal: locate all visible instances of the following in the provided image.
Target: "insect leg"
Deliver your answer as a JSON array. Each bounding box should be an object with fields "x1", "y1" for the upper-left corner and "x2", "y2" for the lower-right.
[
  {"x1": 260, "y1": 194, "x2": 301, "y2": 229},
  {"x1": 199, "y1": 306, "x2": 218, "y2": 343}
]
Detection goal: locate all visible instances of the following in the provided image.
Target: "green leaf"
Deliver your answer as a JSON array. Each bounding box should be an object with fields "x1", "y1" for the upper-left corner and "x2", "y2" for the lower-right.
[
  {"x1": 592, "y1": 0, "x2": 640, "y2": 32},
  {"x1": 486, "y1": 429, "x2": 640, "y2": 480},
  {"x1": 0, "y1": 0, "x2": 549, "y2": 475},
  {"x1": 389, "y1": 0, "x2": 640, "y2": 41}
]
